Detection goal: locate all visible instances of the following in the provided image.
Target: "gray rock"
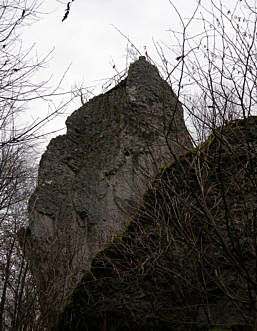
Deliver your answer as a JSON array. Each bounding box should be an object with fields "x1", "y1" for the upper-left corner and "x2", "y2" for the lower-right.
[{"x1": 21, "y1": 56, "x2": 192, "y2": 325}]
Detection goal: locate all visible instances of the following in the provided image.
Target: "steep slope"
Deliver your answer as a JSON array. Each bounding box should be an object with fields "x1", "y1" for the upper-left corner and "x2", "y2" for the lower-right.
[{"x1": 55, "y1": 117, "x2": 257, "y2": 330}]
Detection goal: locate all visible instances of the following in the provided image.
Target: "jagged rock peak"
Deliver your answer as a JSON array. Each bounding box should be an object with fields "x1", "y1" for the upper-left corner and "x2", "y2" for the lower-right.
[{"x1": 21, "y1": 57, "x2": 192, "y2": 327}]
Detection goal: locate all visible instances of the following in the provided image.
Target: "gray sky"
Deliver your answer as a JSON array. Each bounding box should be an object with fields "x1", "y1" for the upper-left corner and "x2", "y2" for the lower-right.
[
  {"x1": 23, "y1": 0, "x2": 193, "y2": 91},
  {"x1": 20, "y1": 0, "x2": 245, "y2": 150},
  {"x1": 22, "y1": 0, "x2": 196, "y2": 146}
]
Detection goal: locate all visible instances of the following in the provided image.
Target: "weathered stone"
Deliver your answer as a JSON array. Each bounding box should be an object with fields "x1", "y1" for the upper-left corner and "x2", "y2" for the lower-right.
[{"x1": 21, "y1": 56, "x2": 192, "y2": 326}]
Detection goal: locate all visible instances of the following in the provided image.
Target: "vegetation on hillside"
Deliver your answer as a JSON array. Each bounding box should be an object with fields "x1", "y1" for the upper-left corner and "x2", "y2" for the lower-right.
[{"x1": 55, "y1": 117, "x2": 257, "y2": 330}]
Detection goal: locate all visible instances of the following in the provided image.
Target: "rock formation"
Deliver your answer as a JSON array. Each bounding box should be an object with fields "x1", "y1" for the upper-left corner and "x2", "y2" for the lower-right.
[
  {"x1": 54, "y1": 116, "x2": 257, "y2": 331},
  {"x1": 21, "y1": 56, "x2": 192, "y2": 326}
]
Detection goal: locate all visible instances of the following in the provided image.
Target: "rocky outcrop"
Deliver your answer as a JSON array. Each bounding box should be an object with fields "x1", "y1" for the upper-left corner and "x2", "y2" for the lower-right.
[
  {"x1": 54, "y1": 117, "x2": 257, "y2": 330},
  {"x1": 21, "y1": 56, "x2": 192, "y2": 325}
]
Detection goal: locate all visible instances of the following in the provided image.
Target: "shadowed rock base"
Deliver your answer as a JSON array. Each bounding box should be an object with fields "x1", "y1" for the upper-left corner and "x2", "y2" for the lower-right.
[{"x1": 54, "y1": 117, "x2": 257, "y2": 331}]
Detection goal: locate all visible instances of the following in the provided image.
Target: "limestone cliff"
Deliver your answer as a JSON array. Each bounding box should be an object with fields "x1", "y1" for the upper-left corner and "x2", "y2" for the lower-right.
[
  {"x1": 54, "y1": 117, "x2": 257, "y2": 331},
  {"x1": 21, "y1": 56, "x2": 192, "y2": 325}
]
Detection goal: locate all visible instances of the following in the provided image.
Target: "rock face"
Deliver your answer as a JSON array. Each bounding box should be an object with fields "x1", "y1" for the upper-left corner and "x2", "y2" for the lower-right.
[
  {"x1": 54, "y1": 117, "x2": 257, "y2": 331},
  {"x1": 22, "y1": 56, "x2": 192, "y2": 325}
]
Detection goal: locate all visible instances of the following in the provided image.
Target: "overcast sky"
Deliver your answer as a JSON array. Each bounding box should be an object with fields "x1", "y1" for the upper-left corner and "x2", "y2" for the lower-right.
[
  {"x1": 20, "y1": 0, "x2": 241, "y2": 150},
  {"x1": 24, "y1": 0, "x2": 191, "y2": 84}
]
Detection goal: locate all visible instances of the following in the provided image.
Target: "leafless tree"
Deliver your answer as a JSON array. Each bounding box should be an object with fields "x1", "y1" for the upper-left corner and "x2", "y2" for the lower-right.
[
  {"x1": 0, "y1": 1, "x2": 75, "y2": 329},
  {"x1": 160, "y1": 0, "x2": 257, "y2": 128}
]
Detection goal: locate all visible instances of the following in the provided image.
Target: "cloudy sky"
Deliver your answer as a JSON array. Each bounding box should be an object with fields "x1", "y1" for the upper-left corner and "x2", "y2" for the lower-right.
[
  {"x1": 21, "y1": 0, "x2": 198, "y2": 137},
  {"x1": 24, "y1": 0, "x2": 191, "y2": 85},
  {"x1": 20, "y1": 0, "x2": 240, "y2": 150}
]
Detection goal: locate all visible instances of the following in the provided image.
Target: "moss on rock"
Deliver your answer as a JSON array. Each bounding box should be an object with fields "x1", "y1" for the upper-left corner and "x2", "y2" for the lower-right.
[{"x1": 54, "y1": 117, "x2": 257, "y2": 331}]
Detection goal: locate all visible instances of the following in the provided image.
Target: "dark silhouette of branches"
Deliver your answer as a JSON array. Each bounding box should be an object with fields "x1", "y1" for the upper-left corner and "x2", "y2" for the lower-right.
[
  {"x1": 62, "y1": 0, "x2": 76, "y2": 22},
  {"x1": 0, "y1": 1, "x2": 75, "y2": 329}
]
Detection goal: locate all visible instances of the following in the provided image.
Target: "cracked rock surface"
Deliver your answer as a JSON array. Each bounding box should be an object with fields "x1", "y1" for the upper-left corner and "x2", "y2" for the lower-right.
[{"x1": 21, "y1": 56, "x2": 192, "y2": 326}]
